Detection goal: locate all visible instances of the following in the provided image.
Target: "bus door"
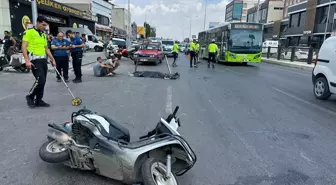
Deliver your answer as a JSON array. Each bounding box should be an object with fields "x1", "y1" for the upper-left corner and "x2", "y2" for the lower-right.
[{"x1": 219, "y1": 31, "x2": 226, "y2": 61}]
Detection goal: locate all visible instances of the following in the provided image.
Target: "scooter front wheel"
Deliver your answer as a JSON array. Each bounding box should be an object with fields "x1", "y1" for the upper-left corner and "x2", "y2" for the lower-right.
[
  {"x1": 142, "y1": 158, "x2": 178, "y2": 185},
  {"x1": 39, "y1": 140, "x2": 70, "y2": 163}
]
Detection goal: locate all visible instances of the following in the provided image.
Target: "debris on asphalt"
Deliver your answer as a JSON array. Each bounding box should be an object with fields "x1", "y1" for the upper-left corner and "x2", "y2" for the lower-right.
[{"x1": 131, "y1": 71, "x2": 180, "y2": 80}]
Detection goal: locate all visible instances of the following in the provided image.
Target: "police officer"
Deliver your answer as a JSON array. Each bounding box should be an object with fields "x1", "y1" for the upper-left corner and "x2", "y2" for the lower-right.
[
  {"x1": 208, "y1": 39, "x2": 218, "y2": 69},
  {"x1": 66, "y1": 30, "x2": 85, "y2": 83},
  {"x1": 22, "y1": 16, "x2": 56, "y2": 108},
  {"x1": 172, "y1": 41, "x2": 179, "y2": 67},
  {"x1": 51, "y1": 32, "x2": 70, "y2": 82},
  {"x1": 189, "y1": 39, "x2": 197, "y2": 68},
  {"x1": 195, "y1": 40, "x2": 200, "y2": 63}
]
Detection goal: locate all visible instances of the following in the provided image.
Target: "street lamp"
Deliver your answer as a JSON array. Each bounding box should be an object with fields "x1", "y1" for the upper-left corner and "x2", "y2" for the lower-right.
[
  {"x1": 203, "y1": 0, "x2": 207, "y2": 30},
  {"x1": 128, "y1": 0, "x2": 131, "y2": 45},
  {"x1": 185, "y1": 16, "x2": 192, "y2": 40}
]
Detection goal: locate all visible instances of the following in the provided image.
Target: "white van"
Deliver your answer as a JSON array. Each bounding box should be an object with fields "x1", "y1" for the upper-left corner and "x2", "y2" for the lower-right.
[
  {"x1": 312, "y1": 37, "x2": 336, "y2": 100},
  {"x1": 262, "y1": 40, "x2": 278, "y2": 54}
]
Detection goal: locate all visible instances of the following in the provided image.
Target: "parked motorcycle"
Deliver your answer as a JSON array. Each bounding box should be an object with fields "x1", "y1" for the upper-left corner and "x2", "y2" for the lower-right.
[
  {"x1": 0, "y1": 40, "x2": 29, "y2": 73},
  {"x1": 39, "y1": 106, "x2": 197, "y2": 185}
]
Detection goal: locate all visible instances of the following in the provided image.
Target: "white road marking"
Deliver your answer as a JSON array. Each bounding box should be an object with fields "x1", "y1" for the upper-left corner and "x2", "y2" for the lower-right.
[
  {"x1": 165, "y1": 86, "x2": 173, "y2": 113},
  {"x1": 208, "y1": 99, "x2": 272, "y2": 176},
  {"x1": 272, "y1": 87, "x2": 336, "y2": 117},
  {"x1": 300, "y1": 152, "x2": 315, "y2": 164},
  {"x1": 0, "y1": 94, "x2": 15, "y2": 101}
]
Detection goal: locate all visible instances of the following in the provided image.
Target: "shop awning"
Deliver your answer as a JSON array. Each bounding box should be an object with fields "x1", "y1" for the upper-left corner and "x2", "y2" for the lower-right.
[{"x1": 96, "y1": 24, "x2": 113, "y2": 33}]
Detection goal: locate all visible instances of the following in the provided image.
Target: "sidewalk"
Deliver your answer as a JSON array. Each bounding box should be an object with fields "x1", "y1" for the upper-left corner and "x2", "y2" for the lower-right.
[{"x1": 262, "y1": 57, "x2": 314, "y2": 70}]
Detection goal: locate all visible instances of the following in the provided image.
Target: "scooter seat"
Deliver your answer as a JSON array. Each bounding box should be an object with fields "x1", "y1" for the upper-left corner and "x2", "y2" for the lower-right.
[{"x1": 100, "y1": 115, "x2": 130, "y2": 143}]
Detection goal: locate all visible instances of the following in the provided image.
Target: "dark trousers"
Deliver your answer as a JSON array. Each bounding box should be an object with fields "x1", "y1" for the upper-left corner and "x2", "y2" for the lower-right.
[
  {"x1": 208, "y1": 52, "x2": 216, "y2": 64},
  {"x1": 190, "y1": 51, "x2": 196, "y2": 67},
  {"x1": 28, "y1": 59, "x2": 48, "y2": 101},
  {"x1": 172, "y1": 52, "x2": 178, "y2": 64},
  {"x1": 71, "y1": 52, "x2": 83, "y2": 80},
  {"x1": 55, "y1": 56, "x2": 69, "y2": 80}
]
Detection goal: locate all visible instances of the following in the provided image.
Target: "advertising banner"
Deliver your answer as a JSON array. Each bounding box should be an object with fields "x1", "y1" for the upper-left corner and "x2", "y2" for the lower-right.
[{"x1": 232, "y1": 3, "x2": 243, "y2": 20}]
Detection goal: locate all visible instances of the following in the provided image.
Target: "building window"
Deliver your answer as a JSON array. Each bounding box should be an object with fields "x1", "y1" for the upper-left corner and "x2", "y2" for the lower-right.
[
  {"x1": 243, "y1": 9, "x2": 247, "y2": 14},
  {"x1": 243, "y1": 3, "x2": 247, "y2": 8},
  {"x1": 298, "y1": 11, "x2": 306, "y2": 26},
  {"x1": 97, "y1": 14, "x2": 109, "y2": 26},
  {"x1": 318, "y1": 6, "x2": 328, "y2": 24},
  {"x1": 262, "y1": 8, "x2": 267, "y2": 20},
  {"x1": 290, "y1": 13, "x2": 299, "y2": 27}
]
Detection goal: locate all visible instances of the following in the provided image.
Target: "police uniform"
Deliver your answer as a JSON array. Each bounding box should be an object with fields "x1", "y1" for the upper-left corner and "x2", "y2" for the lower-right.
[
  {"x1": 70, "y1": 35, "x2": 83, "y2": 82},
  {"x1": 172, "y1": 43, "x2": 179, "y2": 65},
  {"x1": 208, "y1": 42, "x2": 218, "y2": 68},
  {"x1": 51, "y1": 38, "x2": 70, "y2": 81},
  {"x1": 23, "y1": 28, "x2": 49, "y2": 106},
  {"x1": 195, "y1": 43, "x2": 200, "y2": 62},
  {"x1": 189, "y1": 41, "x2": 197, "y2": 67}
]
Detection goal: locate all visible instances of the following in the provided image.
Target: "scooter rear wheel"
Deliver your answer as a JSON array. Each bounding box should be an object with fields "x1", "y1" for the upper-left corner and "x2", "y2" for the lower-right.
[
  {"x1": 142, "y1": 158, "x2": 178, "y2": 185},
  {"x1": 39, "y1": 140, "x2": 70, "y2": 163}
]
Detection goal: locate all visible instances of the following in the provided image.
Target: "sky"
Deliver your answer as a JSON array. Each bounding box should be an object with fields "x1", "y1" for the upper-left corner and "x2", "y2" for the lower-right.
[{"x1": 110, "y1": 0, "x2": 230, "y2": 41}]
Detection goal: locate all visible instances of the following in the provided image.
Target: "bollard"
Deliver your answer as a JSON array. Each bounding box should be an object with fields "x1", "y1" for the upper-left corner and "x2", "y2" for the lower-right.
[
  {"x1": 277, "y1": 45, "x2": 281, "y2": 60},
  {"x1": 307, "y1": 47, "x2": 313, "y2": 64},
  {"x1": 267, "y1": 46, "x2": 271, "y2": 58},
  {"x1": 290, "y1": 47, "x2": 296, "y2": 62}
]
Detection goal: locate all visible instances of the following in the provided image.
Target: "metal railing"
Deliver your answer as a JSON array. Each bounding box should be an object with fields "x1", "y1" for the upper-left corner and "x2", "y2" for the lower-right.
[{"x1": 262, "y1": 46, "x2": 318, "y2": 64}]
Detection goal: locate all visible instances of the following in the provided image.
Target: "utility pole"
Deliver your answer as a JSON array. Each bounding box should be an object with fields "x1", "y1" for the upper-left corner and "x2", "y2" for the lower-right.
[
  {"x1": 128, "y1": 0, "x2": 131, "y2": 46},
  {"x1": 189, "y1": 18, "x2": 192, "y2": 40},
  {"x1": 256, "y1": 0, "x2": 260, "y2": 23},
  {"x1": 31, "y1": 0, "x2": 38, "y2": 26},
  {"x1": 323, "y1": 0, "x2": 332, "y2": 41},
  {"x1": 203, "y1": 0, "x2": 207, "y2": 30}
]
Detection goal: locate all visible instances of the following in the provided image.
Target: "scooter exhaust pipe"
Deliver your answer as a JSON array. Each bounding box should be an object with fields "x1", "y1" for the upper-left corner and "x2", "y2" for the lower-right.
[{"x1": 47, "y1": 128, "x2": 71, "y2": 143}]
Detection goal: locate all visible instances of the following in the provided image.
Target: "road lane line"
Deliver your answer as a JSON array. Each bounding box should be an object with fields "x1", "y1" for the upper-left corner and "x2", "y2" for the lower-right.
[
  {"x1": 272, "y1": 87, "x2": 336, "y2": 117},
  {"x1": 263, "y1": 64, "x2": 310, "y2": 76},
  {"x1": 166, "y1": 86, "x2": 172, "y2": 113},
  {"x1": 0, "y1": 94, "x2": 15, "y2": 101},
  {"x1": 208, "y1": 99, "x2": 272, "y2": 176}
]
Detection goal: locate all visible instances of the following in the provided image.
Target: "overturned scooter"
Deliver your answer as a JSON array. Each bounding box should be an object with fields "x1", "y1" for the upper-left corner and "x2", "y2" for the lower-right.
[{"x1": 39, "y1": 106, "x2": 197, "y2": 185}]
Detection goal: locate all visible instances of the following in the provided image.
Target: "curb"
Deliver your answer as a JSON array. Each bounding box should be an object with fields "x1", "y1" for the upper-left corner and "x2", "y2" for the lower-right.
[
  {"x1": 262, "y1": 59, "x2": 314, "y2": 71},
  {"x1": 47, "y1": 61, "x2": 96, "y2": 72}
]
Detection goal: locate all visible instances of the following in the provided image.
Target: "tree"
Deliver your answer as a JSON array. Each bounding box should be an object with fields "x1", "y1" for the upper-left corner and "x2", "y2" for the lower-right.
[
  {"x1": 150, "y1": 27, "x2": 156, "y2": 37},
  {"x1": 144, "y1": 22, "x2": 151, "y2": 38}
]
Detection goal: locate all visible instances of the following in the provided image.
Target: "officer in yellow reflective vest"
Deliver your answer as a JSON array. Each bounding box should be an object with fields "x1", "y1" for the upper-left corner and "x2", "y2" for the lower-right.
[
  {"x1": 172, "y1": 41, "x2": 179, "y2": 67},
  {"x1": 195, "y1": 40, "x2": 200, "y2": 63},
  {"x1": 208, "y1": 39, "x2": 218, "y2": 69},
  {"x1": 189, "y1": 39, "x2": 197, "y2": 68},
  {"x1": 22, "y1": 16, "x2": 56, "y2": 108}
]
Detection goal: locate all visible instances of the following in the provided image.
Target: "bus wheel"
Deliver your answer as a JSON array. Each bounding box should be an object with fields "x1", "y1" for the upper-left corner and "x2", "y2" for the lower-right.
[{"x1": 242, "y1": 62, "x2": 248, "y2": 66}]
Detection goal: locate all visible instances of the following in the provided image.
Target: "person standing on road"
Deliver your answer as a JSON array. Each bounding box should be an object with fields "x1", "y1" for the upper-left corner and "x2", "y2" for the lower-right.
[
  {"x1": 189, "y1": 39, "x2": 197, "y2": 68},
  {"x1": 22, "y1": 16, "x2": 56, "y2": 108},
  {"x1": 195, "y1": 40, "x2": 200, "y2": 63},
  {"x1": 66, "y1": 30, "x2": 85, "y2": 83},
  {"x1": 208, "y1": 39, "x2": 218, "y2": 69},
  {"x1": 51, "y1": 32, "x2": 70, "y2": 83},
  {"x1": 172, "y1": 41, "x2": 179, "y2": 67},
  {"x1": 3, "y1": 31, "x2": 16, "y2": 61}
]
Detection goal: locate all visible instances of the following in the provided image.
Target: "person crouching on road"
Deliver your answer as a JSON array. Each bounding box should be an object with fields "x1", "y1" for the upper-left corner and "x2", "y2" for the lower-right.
[
  {"x1": 93, "y1": 56, "x2": 119, "y2": 77},
  {"x1": 22, "y1": 16, "x2": 56, "y2": 108},
  {"x1": 51, "y1": 32, "x2": 70, "y2": 83},
  {"x1": 189, "y1": 39, "x2": 197, "y2": 68},
  {"x1": 66, "y1": 30, "x2": 85, "y2": 83},
  {"x1": 172, "y1": 41, "x2": 179, "y2": 67},
  {"x1": 208, "y1": 39, "x2": 218, "y2": 69}
]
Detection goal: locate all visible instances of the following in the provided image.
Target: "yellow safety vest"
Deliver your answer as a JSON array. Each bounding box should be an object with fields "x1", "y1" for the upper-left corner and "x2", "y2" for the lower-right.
[
  {"x1": 189, "y1": 42, "x2": 196, "y2": 51},
  {"x1": 173, "y1": 43, "x2": 179, "y2": 53},
  {"x1": 208, "y1": 43, "x2": 218, "y2": 53},
  {"x1": 22, "y1": 28, "x2": 47, "y2": 56}
]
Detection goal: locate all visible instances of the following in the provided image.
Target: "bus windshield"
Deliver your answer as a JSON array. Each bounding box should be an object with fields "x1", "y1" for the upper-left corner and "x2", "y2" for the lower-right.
[{"x1": 229, "y1": 29, "x2": 262, "y2": 54}]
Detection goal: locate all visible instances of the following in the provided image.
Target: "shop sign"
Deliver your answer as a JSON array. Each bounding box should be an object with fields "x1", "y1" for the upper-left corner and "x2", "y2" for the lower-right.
[
  {"x1": 38, "y1": 13, "x2": 66, "y2": 24},
  {"x1": 36, "y1": 0, "x2": 82, "y2": 17}
]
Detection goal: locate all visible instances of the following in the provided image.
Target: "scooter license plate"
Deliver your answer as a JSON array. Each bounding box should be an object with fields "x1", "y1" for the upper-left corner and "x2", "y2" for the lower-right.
[{"x1": 140, "y1": 59, "x2": 147, "y2": 61}]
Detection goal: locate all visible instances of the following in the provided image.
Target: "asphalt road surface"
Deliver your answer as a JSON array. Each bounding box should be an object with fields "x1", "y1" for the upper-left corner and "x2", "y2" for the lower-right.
[{"x1": 0, "y1": 53, "x2": 336, "y2": 185}]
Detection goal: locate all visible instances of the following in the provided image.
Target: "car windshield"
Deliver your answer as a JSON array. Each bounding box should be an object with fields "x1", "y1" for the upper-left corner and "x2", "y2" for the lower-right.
[
  {"x1": 140, "y1": 44, "x2": 158, "y2": 50},
  {"x1": 112, "y1": 39, "x2": 126, "y2": 47},
  {"x1": 162, "y1": 41, "x2": 174, "y2": 45},
  {"x1": 229, "y1": 29, "x2": 262, "y2": 54}
]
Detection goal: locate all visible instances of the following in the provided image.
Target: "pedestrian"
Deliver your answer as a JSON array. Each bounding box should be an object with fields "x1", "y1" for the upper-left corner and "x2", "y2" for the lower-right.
[
  {"x1": 22, "y1": 16, "x2": 56, "y2": 108},
  {"x1": 3, "y1": 31, "x2": 16, "y2": 61},
  {"x1": 208, "y1": 39, "x2": 218, "y2": 69},
  {"x1": 66, "y1": 30, "x2": 85, "y2": 83},
  {"x1": 51, "y1": 32, "x2": 70, "y2": 83},
  {"x1": 189, "y1": 39, "x2": 197, "y2": 68},
  {"x1": 172, "y1": 41, "x2": 179, "y2": 67},
  {"x1": 195, "y1": 40, "x2": 200, "y2": 63}
]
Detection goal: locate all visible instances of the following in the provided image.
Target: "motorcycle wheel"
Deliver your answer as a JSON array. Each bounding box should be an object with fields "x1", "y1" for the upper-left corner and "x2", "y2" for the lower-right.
[
  {"x1": 39, "y1": 140, "x2": 70, "y2": 163},
  {"x1": 142, "y1": 158, "x2": 178, "y2": 185}
]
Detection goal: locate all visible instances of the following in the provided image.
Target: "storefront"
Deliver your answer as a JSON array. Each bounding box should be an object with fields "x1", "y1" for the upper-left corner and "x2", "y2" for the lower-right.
[
  {"x1": 95, "y1": 24, "x2": 113, "y2": 42},
  {"x1": 111, "y1": 26, "x2": 127, "y2": 39},
  {"x1": 9, "y1": 0, "x2": 95, "y2": 37}
]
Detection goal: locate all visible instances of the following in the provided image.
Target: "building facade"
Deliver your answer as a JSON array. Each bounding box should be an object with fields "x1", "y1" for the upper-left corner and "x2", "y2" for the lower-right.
[
  {"x1": 247, "y1": 0, "x2": 284, "y2": 24},
  {"x1": 131, "y1": 22, "x2": 137, "y2": 40},
  {"x1": 56, "y1": 0, "x2": 113, "y2": 42},
  {"x1": 9, "y1": 0, "x2": 95, "y2": 38},
  {"x1": 283, "y1": 0, "x2": 306, "y2": 18},
  {"x1": 111, "y1": 8, "x2": 131, "y2": 37},
  {"x1": 0, "y1": 0, "x2": 11, "y2": 38},
  {"x1": 225, "y1": 0, "x2": 260, "y2": 22}
]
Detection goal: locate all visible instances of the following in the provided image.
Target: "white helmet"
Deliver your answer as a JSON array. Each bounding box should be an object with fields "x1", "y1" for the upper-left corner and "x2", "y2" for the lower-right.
[{"x1": 212, "y1": 39, "x2": 215, "y2": 42}]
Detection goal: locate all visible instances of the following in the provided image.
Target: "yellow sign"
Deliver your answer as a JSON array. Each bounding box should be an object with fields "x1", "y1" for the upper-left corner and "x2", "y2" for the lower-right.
[
  {"x1": 22, "y1": 15, "x2": 31, "y2": 30},
  {"x1": 137, "y1": 26, "x2": 145, "y2": 36},
  {"x1": 73, "y1": 23, "x2": 78, "y2": 28},
  {"x1": 36, "y1": 0, "x2": 82, "y2": 16}
]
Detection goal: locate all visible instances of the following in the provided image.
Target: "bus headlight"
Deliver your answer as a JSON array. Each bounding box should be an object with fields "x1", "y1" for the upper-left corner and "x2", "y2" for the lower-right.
[
  {"x1": 254, "y1": 54, "x2": 261, "y2": 59},
  {"x1": 229, "y1": 53, "x2": 236, "y2": 59}
]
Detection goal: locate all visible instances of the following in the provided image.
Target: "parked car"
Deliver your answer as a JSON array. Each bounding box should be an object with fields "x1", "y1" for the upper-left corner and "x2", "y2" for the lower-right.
[
  {"x1": 133, "y1": 42, "x2": 164, "y2": 65},
  {"x1": 312, "y1": 37, "x2": 336, "y2": 100},
  {"x1": 281, "y1": 48, "x2": 317, "y2": 61}
]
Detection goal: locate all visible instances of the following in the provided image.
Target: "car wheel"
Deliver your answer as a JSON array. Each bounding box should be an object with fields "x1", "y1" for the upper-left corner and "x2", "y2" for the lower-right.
[
  {"x1": 314, "y1": 77, "x2": 331, "y2": 100},
  {"x1": 94, "y1": 46, "x2": 100, "y2": 52}
]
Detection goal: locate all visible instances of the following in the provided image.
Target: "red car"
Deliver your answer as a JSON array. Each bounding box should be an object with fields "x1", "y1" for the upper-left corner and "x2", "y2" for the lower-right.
[{"x1": 133, "y1": 42, "x2": 164, "y2": 65}]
